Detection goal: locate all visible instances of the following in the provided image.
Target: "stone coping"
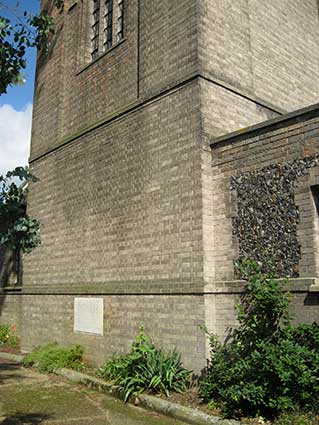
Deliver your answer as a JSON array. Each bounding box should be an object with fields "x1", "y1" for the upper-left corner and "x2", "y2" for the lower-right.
[
  {"x1": 0, "y1": 352, "x2": 25, "y2": 363},
  {"x1": 210, "y1": 102, "x2": 319, "y2": 147},
  {"x1": 0, "y1": 286, "x2": 22, "y2": 294},
  {"x1": 204, "y1": 278, "x2": 318, "y2": 294},
  {"x1": 0, "y1": 352, "x2": 239, "y2": 425},
  {"x1": 1, "y1": 277, "x2": 316, "y2": 296}
]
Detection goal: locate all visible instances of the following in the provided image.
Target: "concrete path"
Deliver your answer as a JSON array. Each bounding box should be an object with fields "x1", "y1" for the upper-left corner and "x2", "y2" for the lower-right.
[{"x1": 0, "y1": 358, "x2": 186, "y2": 425}]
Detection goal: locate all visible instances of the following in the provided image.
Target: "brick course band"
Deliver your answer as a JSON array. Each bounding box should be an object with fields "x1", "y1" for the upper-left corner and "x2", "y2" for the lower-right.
[
  {"x1": 1, "y1": 277, "x2": 315, "y2": 295},
  {"x1": 29, "y1": 73, "x2": 283, "y2": 165}
]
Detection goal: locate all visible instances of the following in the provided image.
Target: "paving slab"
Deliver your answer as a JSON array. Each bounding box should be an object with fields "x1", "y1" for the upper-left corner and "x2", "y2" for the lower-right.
[{"x1": 0, "y1": 358, "x2": 186, "y2": 425}]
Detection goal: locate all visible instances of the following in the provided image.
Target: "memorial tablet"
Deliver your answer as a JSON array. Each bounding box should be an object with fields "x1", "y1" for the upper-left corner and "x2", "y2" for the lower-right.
[{"x1": 74, "y1": 298, "x2": 104, "y2": 335}]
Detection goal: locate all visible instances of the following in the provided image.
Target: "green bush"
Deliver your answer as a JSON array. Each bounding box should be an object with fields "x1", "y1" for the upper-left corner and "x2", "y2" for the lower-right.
[
  {"x1": 0, "y1": 324, "x2": 18, "y2": 347},
  {"x1": 274, "y1": 412, "x2": 319, "y2": 425},
  {"x1": 290, "y1": 323, "x2": 319, "y2": 351},
  {"x1": 199, "y1": 260, "x2": 319, "y2": 419},
  {"x1": 97, "y1": 326, "x2": 192, "y2": 401},
  {"x1": 23, "y1": 343, "x2": 84, "y2": 373}
]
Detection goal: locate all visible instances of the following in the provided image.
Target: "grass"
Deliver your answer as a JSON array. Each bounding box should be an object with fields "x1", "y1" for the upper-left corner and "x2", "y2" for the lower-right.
[{"x1": 23, "y1": 343, "x2": 84, "y2": 373}]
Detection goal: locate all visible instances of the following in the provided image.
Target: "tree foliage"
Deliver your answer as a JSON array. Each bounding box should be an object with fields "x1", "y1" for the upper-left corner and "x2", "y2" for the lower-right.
[
  {"x1": 0, "y1": 0, "x2": 63, "y2": 95},
  {"x1": 0, "y1": 167, "x2": 40, "y2": 253},
  {"x1": 0, "y1": 2, "x2": 64, "y2": 250}
]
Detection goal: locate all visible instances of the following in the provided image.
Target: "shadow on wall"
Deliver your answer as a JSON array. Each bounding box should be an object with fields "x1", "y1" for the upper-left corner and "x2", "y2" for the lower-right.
[
  {"x1": 0, "y1": 248, "x2": 21, "y2": 288},
  {"x1": 304, "y1": 293, "x2": 319, "y2": 306},
  {"x1": 0, "y1": 247, "x2": 21, "y2": 317}
]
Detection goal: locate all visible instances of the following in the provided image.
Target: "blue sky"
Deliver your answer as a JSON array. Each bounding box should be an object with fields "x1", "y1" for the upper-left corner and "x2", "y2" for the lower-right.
[{"x1": 0, "y1": 1, "x2": 40, "y2": 175}]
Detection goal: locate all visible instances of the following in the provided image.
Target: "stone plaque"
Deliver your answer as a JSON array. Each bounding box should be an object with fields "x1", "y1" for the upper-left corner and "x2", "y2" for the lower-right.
[{"x1": 74, "y1": 298, "x2": 104, "y2": 335}]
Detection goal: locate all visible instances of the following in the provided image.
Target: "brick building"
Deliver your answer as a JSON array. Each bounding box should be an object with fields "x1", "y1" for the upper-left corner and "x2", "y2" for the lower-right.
[{"x1": 1, "y1": 0, "x2": 319, "y2": 372}]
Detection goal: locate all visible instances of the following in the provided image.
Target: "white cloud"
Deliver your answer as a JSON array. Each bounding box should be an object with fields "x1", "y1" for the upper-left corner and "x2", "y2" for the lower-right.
[{"x1": 0, "y1": 103, "x2": 32, "y2": 177}]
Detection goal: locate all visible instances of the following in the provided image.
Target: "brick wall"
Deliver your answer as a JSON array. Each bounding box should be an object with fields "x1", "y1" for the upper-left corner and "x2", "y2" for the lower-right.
[
  {"x1": 0, "y1": 295, "x2": 22, "y2": 337},
  {"x1": 198, "y1": 0, "x2": 319, "y2": 112},
  {"x1": 200, "y1": 106, "x2": 319, "y2": 343},
  {"x1": 138, "y1": 0, "x2": 198, "y2": 98},
  {"x1": 199, "y1": 79, "x2": 277, "y2": 139},
  {"x1": 31, "y1": 0, "x2": 319, "y2": 159},
  {"x1": 31, "y1": 0, "x2": 198, "y2": 160},
  {"x1": 23, "y1": 77, "x2": 281, "y2": 372},
  {"x1": 12, "y1": 1, "x2": 319, "y2": 372},
  {"x1": 0, "y1": 248, "x2": 19, "y2": 287},
  {"x1": 26, "y1": 82, "x2": 204, "y2": 287},
  {"x1": 204, "y1": 283, "x2": 319, "y2": 347},
  {"x1": 21, "y1": 294, "x2": 205, "y2": 372},
  {"x1": 199, "y1": 78, "x2": 278, "y2": 283},
  {"x1": 210, "y1": 106, "x2": 319, "y2": 282}
]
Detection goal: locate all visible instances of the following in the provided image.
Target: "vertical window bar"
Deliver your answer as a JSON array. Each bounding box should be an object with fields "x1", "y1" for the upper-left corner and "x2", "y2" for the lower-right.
[
  {"x1": 104, "y1": 0, "x2": 113, "y2": 50},
  {"x1": 91, "y1": 0, "x2": 100, "y2": 59},
  {"x1": 117, "y1": 0, "x2": 124, "y2": 42}
]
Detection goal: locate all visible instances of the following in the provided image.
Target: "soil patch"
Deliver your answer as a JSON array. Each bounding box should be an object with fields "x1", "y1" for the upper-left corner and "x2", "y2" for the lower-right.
[
  {"x1": 0, "y1": 347, "x2": 24, "y2": 355},
  {"x1": 156, "y1": 387, "x2": 221, "y2": 417}
]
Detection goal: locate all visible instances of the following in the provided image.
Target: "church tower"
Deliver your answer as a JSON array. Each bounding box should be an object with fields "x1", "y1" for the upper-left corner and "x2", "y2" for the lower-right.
[{"x1": 15, "y1": 0, "x2": 319, "y2": 370}]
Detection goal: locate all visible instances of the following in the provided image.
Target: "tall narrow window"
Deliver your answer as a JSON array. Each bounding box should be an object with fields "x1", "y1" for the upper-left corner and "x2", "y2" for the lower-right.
[
  {"x1": 91, "y1": 0, "x2": 100, "y2": 60},
  {"x1": 117, "y1": 0, "x2": 124, "y2": 42},
  {"x1": 91, "y1": 0, "x2": 124, "y2": 60},
  {"x1": 104, "y1": 0, "x2": 113, "y2": 50}
]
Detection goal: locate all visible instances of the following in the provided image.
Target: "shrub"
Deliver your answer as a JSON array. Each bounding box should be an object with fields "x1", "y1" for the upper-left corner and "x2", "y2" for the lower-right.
[
  {"x1": 290, "y1": 322, "x2": 319, "y2": 351},
  {"x1": 0, "y1": 324, "x2": 18, "y2": 347},
  {"x1": 199, "y1": 260, "x2": 319, "y2": 419},
  {"x1": 97, "y1": 326, "x2": 191, "y2": 401},
  {"x1": 274, "y1": 412, "x2": 319, "y2": 425},
  {"x1": 23, "y1": 343, "x2": 84, "y2": 373}
]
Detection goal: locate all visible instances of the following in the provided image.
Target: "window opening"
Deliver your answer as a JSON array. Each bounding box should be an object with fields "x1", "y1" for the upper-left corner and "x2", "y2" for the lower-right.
[
  {"x1": 104, "y1": 0, "x2": 113, "y2": 50},
  {"x1": 91, "y1": 0, "x2": 124, "y2": 60},
  {"x1": 91, "y1": 0, "x2": 100, "y2": 60}
]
